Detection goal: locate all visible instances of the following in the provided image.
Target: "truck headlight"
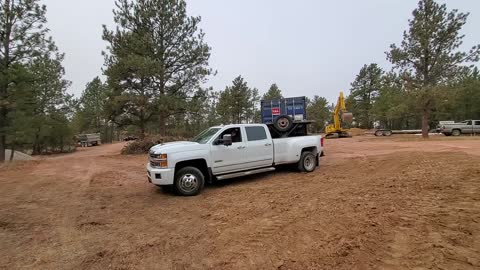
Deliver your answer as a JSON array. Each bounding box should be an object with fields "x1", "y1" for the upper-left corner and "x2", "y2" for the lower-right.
[{"x1": 150, "y1": 154, "x2": 168, "y2": 168}]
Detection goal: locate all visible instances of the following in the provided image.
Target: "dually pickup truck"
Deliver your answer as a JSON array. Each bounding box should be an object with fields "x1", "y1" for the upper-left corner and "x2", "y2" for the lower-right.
[
  {"x1": 440, "y1": 120, "x2": 480, "y2": 136},
  {"x1": 147, "y1": 123, "x2": 323, "y2": 196}
]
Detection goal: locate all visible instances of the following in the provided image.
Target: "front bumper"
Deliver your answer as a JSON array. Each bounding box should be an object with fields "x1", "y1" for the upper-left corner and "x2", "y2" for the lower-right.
[{"x1": 146, "y1": 163, "x2": 175, "y2": 185}]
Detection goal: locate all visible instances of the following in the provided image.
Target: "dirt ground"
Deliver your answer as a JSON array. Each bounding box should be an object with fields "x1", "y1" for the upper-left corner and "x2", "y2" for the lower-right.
[{"x1": 1, "y1": 136, "x2": 479, "y2": 270}]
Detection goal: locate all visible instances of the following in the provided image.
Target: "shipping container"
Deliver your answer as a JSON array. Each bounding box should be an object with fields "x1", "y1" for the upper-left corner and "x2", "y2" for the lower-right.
[{"x1": 260, "y1": 96, "x2": 307, "y2": 124}]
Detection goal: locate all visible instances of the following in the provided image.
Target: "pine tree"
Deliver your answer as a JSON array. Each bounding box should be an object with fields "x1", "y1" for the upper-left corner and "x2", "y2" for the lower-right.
[
  {"x1": 75, "y1": 77, "x2": 108, "y2": 133},
  {"x1": 103, "y1": 0, "x2": 212, "y2": 137},
  {"x1": 0, "y1": 0, "x2": 56, "y2": 161},
  {"x1": 307, "y1": 96, "x2": 330, "y2": 133},
  {"x1": 387, "y1": 0, "x2": 480, "y2": 138},
  {"x1": 217, "y1": 76, "x2": 258, "y2": 124},
  {"x1": 29, "y1": 55, "x2": 72, "y2": 154},
  {"x1": 349, "y1": 64, "x2": 383, "y2": 129},
  {"x1": 262, "y1": 83, "x2": 283, "y2": 100}
]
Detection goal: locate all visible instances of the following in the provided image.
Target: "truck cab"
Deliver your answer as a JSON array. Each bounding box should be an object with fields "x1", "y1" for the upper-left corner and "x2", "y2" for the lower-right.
[{"x1": 147, "y1": 124, "x2": 323, "y2": 196}]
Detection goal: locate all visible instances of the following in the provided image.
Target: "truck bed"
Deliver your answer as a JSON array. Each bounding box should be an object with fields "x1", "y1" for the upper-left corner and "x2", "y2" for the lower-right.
[{"x1": 273, "y1": 135, "x2": 322, "y2": 165}]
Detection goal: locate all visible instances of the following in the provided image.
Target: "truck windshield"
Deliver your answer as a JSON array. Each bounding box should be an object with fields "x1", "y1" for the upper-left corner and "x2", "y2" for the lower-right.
[{"x1": 192, "y1": 128, "x2": 221, "y2": 144}]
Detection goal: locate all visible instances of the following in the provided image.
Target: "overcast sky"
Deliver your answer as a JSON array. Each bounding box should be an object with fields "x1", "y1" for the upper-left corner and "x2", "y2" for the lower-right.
[{"x1": 41, "y1": 0, "x2": 480, "y2": 103}]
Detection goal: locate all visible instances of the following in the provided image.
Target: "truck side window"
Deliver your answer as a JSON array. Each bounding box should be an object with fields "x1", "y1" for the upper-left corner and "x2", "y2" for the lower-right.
[
  {"x1": 217, "y1": 128, "x2": 242, "y2": 143},
  {"x1": 246, "y1": 127, "x2": 267, "y2": 141},
  {"x1": 475, "y1": 121, "x2": 480, "y2": 125},
  {"x1": 466, "y1": 120, "x2": 472, "y2": 125}
]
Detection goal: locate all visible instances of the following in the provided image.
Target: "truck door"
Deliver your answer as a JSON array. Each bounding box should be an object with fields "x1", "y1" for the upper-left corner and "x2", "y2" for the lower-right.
[
  {"x1": 463, "y1": 120, "x2": 473, "y2": 134},
  {"x1": 243, "y1": 126, "x2": 274, "y2": 169},
  {"x1": 474, "y1": 120, "x2": 480, "y2": 134},
  {"x1": 211, "y1": 127, "x2": 247, "y2": 174}
]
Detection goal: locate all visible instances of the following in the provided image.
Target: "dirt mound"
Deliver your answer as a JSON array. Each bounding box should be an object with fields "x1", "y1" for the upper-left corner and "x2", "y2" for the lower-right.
[
  {"x1": 349, "y1": 128, "x2": 369, "y2": 136},
  {"x1": 4, "y1": 150, "x2": 34, "y2": 161},
  {"x1": 121, "y1": 136, "x2": 186, "y2": 155}
]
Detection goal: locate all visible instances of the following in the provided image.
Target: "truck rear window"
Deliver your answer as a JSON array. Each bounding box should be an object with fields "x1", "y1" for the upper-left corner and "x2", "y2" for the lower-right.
[{"x1": 246, "y1": 127, "x2": 267, "y2": 141}]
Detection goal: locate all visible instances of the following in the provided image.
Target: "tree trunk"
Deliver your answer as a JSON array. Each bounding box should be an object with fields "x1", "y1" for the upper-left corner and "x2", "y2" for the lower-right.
[
  {"x1": 139, "y1": 121, "x2": 146, "y2": 140},
  {"x1": 158, "y1": 111, "x2": 166, "y2": 136},
  {"x1": 9, "y1": 144, "x2": 15, "y2": 161},
  {"x1": 0, "y1": 81, "x2": 7, "y2": 162},
  {"x1": 421, "y1": 109, "x2": 430, "y2": 139},
  {"x1": 32, "y1": 131, "x2": 41, "y2": 155},
  {"x1": 0, "y1": 108, "x2": 5, "y2": 161},
  {"x1": 0, "y1": 134, "x2": 6, "y2": 162}
]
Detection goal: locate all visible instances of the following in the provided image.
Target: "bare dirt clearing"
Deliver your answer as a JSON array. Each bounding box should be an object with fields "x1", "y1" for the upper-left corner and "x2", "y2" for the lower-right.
[{"x1": 1, "y1": 136, "x2": 479, "y2": 269}]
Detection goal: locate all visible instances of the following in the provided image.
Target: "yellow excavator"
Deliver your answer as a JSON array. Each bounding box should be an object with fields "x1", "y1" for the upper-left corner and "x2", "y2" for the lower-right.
[{"x1": 325, "y1": 91, "x2": 353, "y2": 138}]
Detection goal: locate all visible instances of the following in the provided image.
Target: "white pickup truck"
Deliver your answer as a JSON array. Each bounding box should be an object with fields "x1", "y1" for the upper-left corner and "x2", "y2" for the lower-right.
[{"x1": 147, "y1": 124, "x2": 324, "y2": 196}]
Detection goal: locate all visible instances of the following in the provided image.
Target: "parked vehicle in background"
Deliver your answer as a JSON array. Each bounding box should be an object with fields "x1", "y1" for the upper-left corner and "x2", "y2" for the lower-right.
[
  {"x1": 147, "y1": 123, "x2": 323, "y2": 196},
  {"x1": 436, "y1": 121, "x2": 455, "y2": 133},
  {"x1": 440, "y1": 120, "x2": 480, "y2": 136},
  {"x1": 124, "y1": 135, "x2": 139, "y2": 141},
  {"x1": 77, "y1": 133, "x2": 101, "y2": 147}
]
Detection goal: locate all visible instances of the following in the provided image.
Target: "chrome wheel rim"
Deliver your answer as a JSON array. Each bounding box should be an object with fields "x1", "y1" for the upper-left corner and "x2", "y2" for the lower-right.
[
  {"x1": 179, "y1": 174, "x2": 198, "y2": 192},
  {"x1": 304, "y1": 155, "x2": 315, "y2": 171}
]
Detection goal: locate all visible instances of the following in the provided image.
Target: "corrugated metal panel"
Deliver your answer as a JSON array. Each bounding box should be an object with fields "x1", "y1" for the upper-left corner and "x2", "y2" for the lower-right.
[{"x1": 260, "y1": 96, "x2": 307, "y2": 124}]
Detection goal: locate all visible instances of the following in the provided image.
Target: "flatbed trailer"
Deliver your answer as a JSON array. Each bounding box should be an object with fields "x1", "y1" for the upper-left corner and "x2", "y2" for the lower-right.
[
  {"x1": 373, "y1": 129, "x2": 441, "y2": 136},
  {"x1": 267, "y1": 120, "x2": 314, "y2": 138}
]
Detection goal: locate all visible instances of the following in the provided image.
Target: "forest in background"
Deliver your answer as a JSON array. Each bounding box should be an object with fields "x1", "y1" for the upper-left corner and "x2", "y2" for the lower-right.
[{"x1": 1, "y1": 0, "x2": 479, "y2": 162}]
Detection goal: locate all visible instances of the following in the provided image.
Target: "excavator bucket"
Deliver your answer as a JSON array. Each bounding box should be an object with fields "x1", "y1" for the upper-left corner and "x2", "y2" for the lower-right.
[{"x1": 342, "y1": 112, "x2": 353, "y2": 123}]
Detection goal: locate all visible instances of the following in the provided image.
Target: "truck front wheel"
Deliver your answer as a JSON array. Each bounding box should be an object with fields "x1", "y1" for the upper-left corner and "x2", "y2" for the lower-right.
[
  {"x1": 174, "y1": 166, "x2": 205, "y2": 196},
  {"x1": 452, "y1": 129, "x2": 461, "y2": 136},
  {"x1": 298, "y1": 151, "x2": 316, "y2": 172}
]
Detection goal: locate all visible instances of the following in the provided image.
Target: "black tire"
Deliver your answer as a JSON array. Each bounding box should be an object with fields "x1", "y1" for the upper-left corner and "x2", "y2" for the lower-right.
[
  {"x1": 452, "y1": 129, "x2": 461, "y2": 136},
  {"x1": 382, "y1": 130, "x2": 393, "y2": 136},
  {"x1": 374, "y1": 130, "x2": 383, "y2": 137},
  {"x1": 174, "y1": 166, "x2": 204, "y2": 196},
  {"x1": 274, "y1": 115, "x2": 293, "y2": 132},
  {"x1": 297, "y1": 151, "x2": 317, "y2": 172}
]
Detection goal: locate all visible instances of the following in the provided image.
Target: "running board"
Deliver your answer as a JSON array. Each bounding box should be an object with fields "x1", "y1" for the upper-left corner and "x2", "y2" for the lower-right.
[{"x1": 216, "y1": 167, "x2": 275, "y2": 180}]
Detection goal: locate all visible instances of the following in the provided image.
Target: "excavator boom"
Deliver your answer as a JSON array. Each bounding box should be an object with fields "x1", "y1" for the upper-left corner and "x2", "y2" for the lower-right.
[{"x1": 325, "y1": 91, "x2": 353, "y2": 138}]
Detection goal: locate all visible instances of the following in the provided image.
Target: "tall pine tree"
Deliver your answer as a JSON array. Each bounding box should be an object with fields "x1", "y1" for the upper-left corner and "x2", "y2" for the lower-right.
[
  {"x1": 387, "y1": 0, "x2": 480, "y2": 138},
  {"x1": 349, "y1": 64, "x2": 383, "y2": 129},
  {"x1": 103, "y1": 0, "x2": 212, "y2": 138},
  {"x1": 262, "y1": 83, "x2": 283, "y2": 100},
  {"x1": 0, "y1": 0, "x2": 56, "y2": 161}
]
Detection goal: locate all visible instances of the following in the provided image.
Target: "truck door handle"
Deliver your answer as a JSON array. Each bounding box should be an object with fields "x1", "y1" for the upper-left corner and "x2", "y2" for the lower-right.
[
  {"x1": 265, "y1": 143, "x2": 272, "y2": 146},
  {"x1": 237, "y1": 146, "x2": 246, "y2": 150}
]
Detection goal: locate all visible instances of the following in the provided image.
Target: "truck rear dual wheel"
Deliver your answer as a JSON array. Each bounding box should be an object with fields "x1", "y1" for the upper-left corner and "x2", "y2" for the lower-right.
[
  {"x1": 452, "y1": 129, "x2": 461, "y2": 136},
  {"x1": 298, "y1": 151, "x2": 317, "y2": 172},
  {"x1": 174, "y1": 167, "x2": 205, "y2": 196}
]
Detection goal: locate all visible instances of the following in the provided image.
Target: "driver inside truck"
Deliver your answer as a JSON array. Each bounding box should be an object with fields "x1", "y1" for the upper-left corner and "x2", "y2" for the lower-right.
[
  {"x1": 230, "y1": 128, "x2": 241, "y2": 143},
  {"x1": 219, "y1": 128, "x2": 242, "y2": 143}
]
